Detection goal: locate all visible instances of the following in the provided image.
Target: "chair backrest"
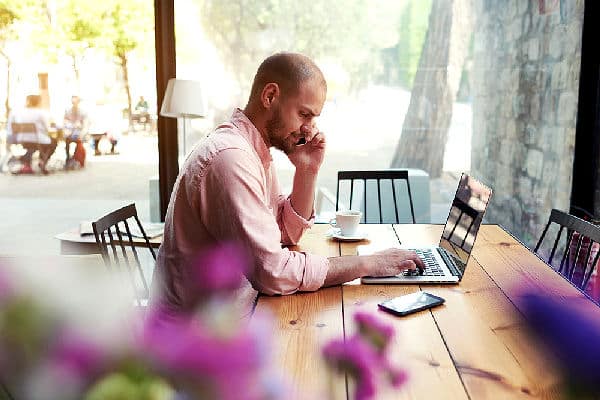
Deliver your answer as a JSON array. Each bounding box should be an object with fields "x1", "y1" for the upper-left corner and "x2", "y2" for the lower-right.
[
  {"x1": 336, "y1": 169, "x2": 416, "y2": 224},
  {"x1": 92, "y1": 203, "x2": 156, "y2": 306},
  {"x1": 534, "y1": 209, "x2": 600, "y2": 293}
]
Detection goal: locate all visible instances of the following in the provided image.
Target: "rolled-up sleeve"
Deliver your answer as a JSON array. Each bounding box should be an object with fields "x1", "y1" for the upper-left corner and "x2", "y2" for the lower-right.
[
  {"x1": 196, "y1": 148, "x2": 328, "y2": 295},
  {"x1": 277, "y1": 194, "x2": 315, "y2": 245}
]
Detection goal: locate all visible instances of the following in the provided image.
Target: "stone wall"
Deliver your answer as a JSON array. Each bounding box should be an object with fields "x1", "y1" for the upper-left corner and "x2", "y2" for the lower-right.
[{"x1": 471, "y1": 0, "x2": 584, "y2": 245}]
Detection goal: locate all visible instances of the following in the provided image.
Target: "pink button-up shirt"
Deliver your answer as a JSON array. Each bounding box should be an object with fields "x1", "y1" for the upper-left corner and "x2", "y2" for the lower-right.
[{"x1": 152, "y1": 109, "x2": 329, "y2": 313}]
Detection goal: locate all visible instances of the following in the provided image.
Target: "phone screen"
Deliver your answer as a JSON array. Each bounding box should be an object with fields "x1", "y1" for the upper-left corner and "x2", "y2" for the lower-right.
[{"x1": 378, "y1": 292, "x2": 445, "y2": 316}]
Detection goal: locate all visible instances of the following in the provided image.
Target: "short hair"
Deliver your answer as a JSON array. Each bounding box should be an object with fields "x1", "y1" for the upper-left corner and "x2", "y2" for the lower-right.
[
  {"x1": 25, "y1": 95, "x2": 42, "y2": 108},
  {"x1": 248, "y1": 52, "x2": 326, "y2": 101}
]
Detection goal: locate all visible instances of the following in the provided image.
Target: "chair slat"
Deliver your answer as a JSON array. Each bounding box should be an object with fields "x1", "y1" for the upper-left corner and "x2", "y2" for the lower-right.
[
  {"x1": 336, "y1": 169, "x2": 416, "y2": 224},
  {"x1": 92, "y1": 203, "x2": 157, "y2": 308},
  {"x1": 535, "y1": 209, "x2": 600, "y2": 299}
]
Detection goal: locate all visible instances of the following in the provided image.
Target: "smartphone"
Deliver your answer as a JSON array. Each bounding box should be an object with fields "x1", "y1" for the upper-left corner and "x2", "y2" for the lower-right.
[{"x1": 378, "y1": 292, "x2": 445, "y2": 316}]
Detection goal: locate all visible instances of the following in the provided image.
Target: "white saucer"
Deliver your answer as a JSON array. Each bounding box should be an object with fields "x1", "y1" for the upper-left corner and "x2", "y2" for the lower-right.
[{"x1": 328, "y1": 229, "x2": 368, "y2": 242}]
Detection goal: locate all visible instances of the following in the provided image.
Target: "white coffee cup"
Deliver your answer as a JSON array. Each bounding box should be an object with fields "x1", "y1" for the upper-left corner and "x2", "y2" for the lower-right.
[{"x1": 330, "y1": 210, "x2": 362, "y2": 236}]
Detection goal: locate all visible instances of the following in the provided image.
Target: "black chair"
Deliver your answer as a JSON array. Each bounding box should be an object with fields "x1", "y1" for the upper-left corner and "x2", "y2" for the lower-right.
[
  {"x1": 534, "y1": 209, "x2": 600, "y2": 293},
  {"x1": 92, "y1": 203, "x2": 156, "y2": 306},
  {"x1": 336, "y1": 169, "x2": 416, "y2": 223}
]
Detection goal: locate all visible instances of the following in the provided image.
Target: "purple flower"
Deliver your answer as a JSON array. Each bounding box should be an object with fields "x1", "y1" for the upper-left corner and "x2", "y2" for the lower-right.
[
  {"x1": 141, "y1": 310, "x2": 271, "y2": 400},
  {"x1": 49, "y1": 330, "x2": 106, "y2": 380},
  {"x1": 354, "y1": 312, "x2": 394, "y2": 354},
  {"x1": 192, "y1": 242, "x2": 250, "y2": 294},
  {"x1": 322, "y1": 336, "x2": 379, "y2": 400},
  {"x1": 520, "y1": 293, "x2": 600, "y2": 396}
]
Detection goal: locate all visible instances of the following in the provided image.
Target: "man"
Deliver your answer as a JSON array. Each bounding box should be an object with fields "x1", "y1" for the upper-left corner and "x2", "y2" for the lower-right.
[
  {"x1": 63, "y1": 95, "x2": 88, "y2": 167},
  {"x1": 5, "y1": 94, "x2": 57, "y2": 174},
  {"x1": 152, "y1": 52, "x2": 423, "y2": 314}
]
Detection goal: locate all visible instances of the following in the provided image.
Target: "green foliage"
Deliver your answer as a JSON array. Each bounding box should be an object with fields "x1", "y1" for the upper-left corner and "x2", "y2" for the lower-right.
[
  {"x1": 0, "y1": 1, "x2": 16, "y2": 33},
  {"x1": 395, "y1": 0, "x2": 432, "y2": 88},
  {"x1": 197, "y1": 0, "x2": 406, "y2": 95},
  {"x1": 107, "y1": 0, "x2": 153, "y2": 61}
]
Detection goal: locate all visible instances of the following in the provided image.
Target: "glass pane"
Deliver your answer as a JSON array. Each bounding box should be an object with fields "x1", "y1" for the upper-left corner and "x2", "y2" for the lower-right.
[
  {"x1": 174, "y1": 0, "x2": 583, "y2": 247},
  {"x1": 0, "y1": 0, "x2": 158, "y2": 255}
]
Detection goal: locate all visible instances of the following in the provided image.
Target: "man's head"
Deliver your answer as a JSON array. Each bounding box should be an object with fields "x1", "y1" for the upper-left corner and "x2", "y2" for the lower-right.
[
  {"x1": 245, "y1": 52, "x2": 327, "y2": 154},
  {"x1": 71, "y1": 95, "x2": 80, "y2": 107},
  {"x1": 25, "y1": 95, "x2": 42, "y2": 108}
]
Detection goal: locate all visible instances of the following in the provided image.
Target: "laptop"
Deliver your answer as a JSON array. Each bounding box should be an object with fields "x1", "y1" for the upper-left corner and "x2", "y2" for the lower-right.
[{"x1": 360, "y1": 173, "x2": 492, "y2": 284}]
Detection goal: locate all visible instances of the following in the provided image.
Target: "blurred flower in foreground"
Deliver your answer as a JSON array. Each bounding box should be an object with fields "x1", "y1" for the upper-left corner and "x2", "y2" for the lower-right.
[
  {"x1": 0, "y1": 241, "x2": 283, "y2": 400},
  {"x1": 192, "y1": 241, "x2": 249, "y2": 295},
  {"x1": 520, "y1": 293, "x2": 600, "y2": 399},
  {"x1": 323, "y1": 312, "x2": 407, "y2": 400}
]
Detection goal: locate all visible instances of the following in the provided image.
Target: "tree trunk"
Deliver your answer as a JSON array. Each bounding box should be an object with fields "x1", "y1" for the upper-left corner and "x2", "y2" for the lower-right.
[
  {"x1": 390, "y1": 0, "x2": 473, "y2": 178},
  {"x1": 119, "y1": 53, "x2": 133, "y2": 128},
  {"x1": 0, "y1": 50, "x2": 10, "y2": 120},
  {"x1": 72, "y1": 55, "x2": 80, "y2": 92}
]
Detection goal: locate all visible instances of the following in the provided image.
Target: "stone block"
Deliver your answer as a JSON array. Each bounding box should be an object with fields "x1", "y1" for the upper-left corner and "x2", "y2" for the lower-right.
[
  {"x1": 528, "y1": 38, "x2": 539, "y2": 61},
  {"x1": 526, "y1": 148, "x2": 544, "y2": 179},
  {"x1": 548, "y1": 29, "x2": 564, "y2": 59},
  {"x1": 525, "y1": 124, "x2": 538, "y2": 145},
  {"x1": 529, "y1": 95, "x2": 541, "y2": 121},
  {"x1": 518, "y1": 176, "x2": 533, "y2": 200},
  {"x1": 550, "y1": 61, "x2": 568, "y2": 90},
  {"x1": 557, "y1": 91, "x2": 577, "y2": 123},
  {"x1": 542, "y1": 92, "x2": 557, "y2": 123}
]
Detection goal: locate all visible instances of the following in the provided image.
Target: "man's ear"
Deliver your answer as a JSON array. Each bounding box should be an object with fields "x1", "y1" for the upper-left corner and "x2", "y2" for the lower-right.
[{"x1": 261, "y1": 83, "x2": 279, "y2": 109}]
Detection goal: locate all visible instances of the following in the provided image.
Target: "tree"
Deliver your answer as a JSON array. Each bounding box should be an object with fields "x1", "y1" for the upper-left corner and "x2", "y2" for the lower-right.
[
  {"x1": 198, "y1": 0, "x2": 403, "y2": 97},
  {"x1": 0, "y1": 0, "x2": 17, "y2": 119},
  {"x1": 106, "y1": 0, "x2": 153, "y2": 126},
  {"x1": 390, "y1": 0, "x2": 473, "y2": 178},
  {"x1": 49, "y1": 0, "x2": 106, "y2": 90}
]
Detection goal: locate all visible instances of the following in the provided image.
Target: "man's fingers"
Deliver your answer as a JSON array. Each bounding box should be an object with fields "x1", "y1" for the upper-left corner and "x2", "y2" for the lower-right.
[
  {"x1": 309, "y1": 131, "x2": 326, "y2": 147},
  {"x1": 400, "y1": 260, "x2": 417, "y2": 271}
]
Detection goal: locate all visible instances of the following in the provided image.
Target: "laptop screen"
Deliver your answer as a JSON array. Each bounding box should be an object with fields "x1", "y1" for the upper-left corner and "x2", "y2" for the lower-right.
[{"x1": 439, "y1": 173, "x2": 492, "y2": 276}]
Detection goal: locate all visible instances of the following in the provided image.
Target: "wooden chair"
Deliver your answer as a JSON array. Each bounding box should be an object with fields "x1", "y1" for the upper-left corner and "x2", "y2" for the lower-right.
[
  {"x1": 534, "y1": 209, "x2": 600, "y2": 294},
  {"x1": 336, "y1": 169, "x2": 416, "y2": 223},
  {"x1": 92, "y1": 203, "x2": 157, "y2": 306}
]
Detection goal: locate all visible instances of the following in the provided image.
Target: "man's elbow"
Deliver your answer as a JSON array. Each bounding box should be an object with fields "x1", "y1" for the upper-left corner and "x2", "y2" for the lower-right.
[{"x1": 249, "y1": 269, "x2": 304, "y2": 296}]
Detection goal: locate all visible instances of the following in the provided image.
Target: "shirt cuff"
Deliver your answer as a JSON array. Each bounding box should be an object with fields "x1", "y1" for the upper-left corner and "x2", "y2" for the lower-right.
[
  {"x1": 282, "y1": 195, "x2": 315, "y2": 228},
  {"x1": 298, "y1": 253, "x2": 329, "y2": 292}
]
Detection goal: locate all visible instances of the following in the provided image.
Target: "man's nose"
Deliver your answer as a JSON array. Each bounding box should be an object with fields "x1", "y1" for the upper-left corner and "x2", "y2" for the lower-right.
[{"x1": 300, "y1": 123, "x2": 315, "y2": 137}]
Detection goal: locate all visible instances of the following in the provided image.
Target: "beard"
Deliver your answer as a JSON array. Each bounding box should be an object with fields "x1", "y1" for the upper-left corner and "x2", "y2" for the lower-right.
[{"x1": 266, "y1": 106, "x2": 293, "y2": 154}]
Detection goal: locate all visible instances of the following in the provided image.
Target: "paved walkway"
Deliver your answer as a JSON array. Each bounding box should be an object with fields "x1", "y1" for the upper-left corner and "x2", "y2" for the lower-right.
[{"x1": 0, "y1": 133, "x2": 158, "y2": 255}]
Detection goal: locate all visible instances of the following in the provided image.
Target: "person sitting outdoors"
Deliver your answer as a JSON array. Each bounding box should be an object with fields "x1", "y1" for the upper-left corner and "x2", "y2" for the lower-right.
[
  {"x1": 6, "y1": 94, "x2": 57, "y2": 174},
  {"x1": 135, "y1": 96, "x2": 149, "y2": 114},
  {"x1": 63, "y1": 95, "x2": 88, "y2": 167},
  {"x1": 151, "y1": 52, "x2": 424, "y2": 317}
]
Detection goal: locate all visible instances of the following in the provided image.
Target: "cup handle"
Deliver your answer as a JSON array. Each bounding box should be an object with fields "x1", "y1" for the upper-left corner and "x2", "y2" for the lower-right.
[{"x1": 329, "y1": 218, "x2": 337, "y2": 228}]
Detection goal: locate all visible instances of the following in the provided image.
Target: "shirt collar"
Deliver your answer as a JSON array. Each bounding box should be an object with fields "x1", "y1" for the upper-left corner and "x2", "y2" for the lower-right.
[{"x1": 230, "y1": 108, "x2": 272, "y2": 164}]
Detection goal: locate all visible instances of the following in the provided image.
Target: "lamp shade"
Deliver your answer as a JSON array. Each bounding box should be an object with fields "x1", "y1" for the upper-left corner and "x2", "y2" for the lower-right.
[{"x1": 160, "y1": 79, "x2": 206, "y2": 118}]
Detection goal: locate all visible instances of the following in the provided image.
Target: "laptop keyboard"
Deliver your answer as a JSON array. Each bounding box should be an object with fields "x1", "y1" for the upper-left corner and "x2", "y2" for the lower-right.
[{"x1": 407, "y1": 249, "x2": 445, "y2": 276}]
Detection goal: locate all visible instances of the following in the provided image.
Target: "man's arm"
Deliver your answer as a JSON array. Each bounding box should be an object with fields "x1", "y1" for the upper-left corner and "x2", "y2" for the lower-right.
[
  {"x1": 323, "y1": 249, "x2": 425, "y2": 287},
  {"x1": 288, "y1": 129, "x2": 326, "y2": 220}
]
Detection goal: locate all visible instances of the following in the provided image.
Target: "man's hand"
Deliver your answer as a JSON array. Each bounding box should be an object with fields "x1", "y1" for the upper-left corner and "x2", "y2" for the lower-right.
[
  {"x1": 287, "y1": 125, "x2": 326, "y2": 174},
  {"x1": 323, "y1": 249, "x2": 425, "y2": 288},
  {"x1": 368, "y1": 248, "x2": 425, "y2": 276}
]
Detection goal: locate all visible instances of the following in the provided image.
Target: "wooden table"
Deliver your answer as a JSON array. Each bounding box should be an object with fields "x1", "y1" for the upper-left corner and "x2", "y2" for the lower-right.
[
  {"x1": 250, "y1": 223, "x2": 600, "y2": 399},
  {"x1": 55, "y1": 227, "x2": 162, "y2": 255}
]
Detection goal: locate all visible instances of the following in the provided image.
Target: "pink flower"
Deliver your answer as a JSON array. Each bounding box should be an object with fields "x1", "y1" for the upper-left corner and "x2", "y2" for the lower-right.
[
  {"x1": 192, "y1": 242, "x2": 250, "y2": 294},
  {"x1": 141, "y1": 310, "x2": 272, "y2": 400},
  {"x1": 49, "y1": 330, "x2": 106, "y2": 380},
  {"x1": 354, "y1": 312, "x2": 394, "y2": 354},
  {"x1": 322, "y1": 336, "x2": 379, "y2": 400}
]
